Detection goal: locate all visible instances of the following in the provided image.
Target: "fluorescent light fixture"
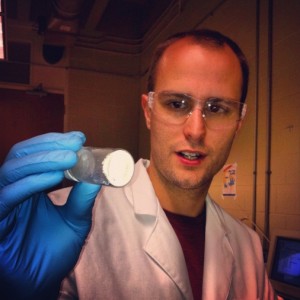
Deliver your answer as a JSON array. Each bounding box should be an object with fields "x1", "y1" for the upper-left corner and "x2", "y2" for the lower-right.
[{"x1": 0, "y1": 0, "x2": 6, "y2": 60}]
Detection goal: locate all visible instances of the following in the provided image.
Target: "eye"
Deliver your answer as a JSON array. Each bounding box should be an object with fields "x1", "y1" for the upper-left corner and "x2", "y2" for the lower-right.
[
  {"x1": 168, "y1": 99, "x2": 186, "y2": 110},
  {"x1": 161, "y1": 94, "x2": 192, "y2": 113},
  {"x1": 205, "y1": 99, "x2": 232, "y2": 115}
]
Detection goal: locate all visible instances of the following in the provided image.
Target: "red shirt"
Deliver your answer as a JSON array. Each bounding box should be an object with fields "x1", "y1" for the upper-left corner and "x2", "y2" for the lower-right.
[{"x1": 164, "y1": 208, "x2": 206, "y2": 300}]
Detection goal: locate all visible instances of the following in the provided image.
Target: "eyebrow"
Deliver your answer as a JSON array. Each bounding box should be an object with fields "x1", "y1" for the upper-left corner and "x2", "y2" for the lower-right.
[{"x1": 159, "y1": 90, "x2": 239, "y2": 102}]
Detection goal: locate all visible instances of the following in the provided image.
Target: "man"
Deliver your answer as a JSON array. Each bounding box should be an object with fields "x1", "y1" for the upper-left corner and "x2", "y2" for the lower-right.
[{"x1": 0, "y1": 29, "x2": 278, "y2": 299}]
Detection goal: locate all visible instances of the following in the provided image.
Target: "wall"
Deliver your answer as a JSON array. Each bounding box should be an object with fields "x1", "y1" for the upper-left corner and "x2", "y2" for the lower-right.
[
  {"x1": 270, "y1": 0, "x2": 300, "y2": 232},
  {"x1": 59, "y1": 41, "x2": 141, "y2": 160},
  {"x1": 4, "y1": 18, "x2": 142, "y2": 160},
  {"x1": 64, "y1": 68, "x2": 140, "y2": 158}
]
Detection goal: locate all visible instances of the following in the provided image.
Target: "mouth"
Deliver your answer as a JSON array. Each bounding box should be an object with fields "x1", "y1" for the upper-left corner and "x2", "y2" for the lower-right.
[{"x1": 177, "y1": 151, "x2": 203, "y2": 161}]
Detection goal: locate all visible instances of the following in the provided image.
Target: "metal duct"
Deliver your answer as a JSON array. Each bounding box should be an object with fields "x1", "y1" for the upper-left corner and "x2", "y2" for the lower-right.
[
  {"x1": 47, "y1": 0, "x2": 84, "y2": 34},
  {"x1": 52, "y1": 0, "x2": 84, "y2": 20}
]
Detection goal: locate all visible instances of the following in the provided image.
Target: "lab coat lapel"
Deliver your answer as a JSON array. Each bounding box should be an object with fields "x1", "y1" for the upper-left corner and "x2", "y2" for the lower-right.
[
  {"x1": 144, "y1": 211, "x2": 194, "y2": 300},
  {"x1": 202, "y1": 197, "x2": 234, "y2": 300},
  {"x1": 125, "y1": 160, "x2": 193, "y2": 299}
]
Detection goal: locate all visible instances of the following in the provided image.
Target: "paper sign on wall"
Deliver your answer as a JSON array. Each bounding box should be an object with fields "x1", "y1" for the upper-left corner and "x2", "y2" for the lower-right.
[{"x1": 222, "y1": 163, "x2": 237, "y2": 198}]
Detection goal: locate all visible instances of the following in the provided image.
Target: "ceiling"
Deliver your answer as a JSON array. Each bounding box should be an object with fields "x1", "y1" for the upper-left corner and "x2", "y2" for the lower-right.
[{"x1": 6, "y1": 0, "x2": 176, "y2": 52}]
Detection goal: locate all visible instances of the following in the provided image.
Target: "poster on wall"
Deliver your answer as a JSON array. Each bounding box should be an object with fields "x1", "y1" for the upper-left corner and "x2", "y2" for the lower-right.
[{"x1": 222, "y1": 163, "x2": 237, "y2": 199}]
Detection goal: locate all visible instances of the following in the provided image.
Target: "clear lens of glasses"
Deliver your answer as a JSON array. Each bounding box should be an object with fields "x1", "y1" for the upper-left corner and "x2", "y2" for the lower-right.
[{"x1": 148, "y1": 91, "x2": 246, "y2": 129}]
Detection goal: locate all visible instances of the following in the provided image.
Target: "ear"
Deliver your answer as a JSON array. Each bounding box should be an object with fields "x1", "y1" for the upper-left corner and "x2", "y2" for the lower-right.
[
  {"x1": 141, "y1": 94, "x2": 151, "y2": 129},
  {"x1": 235, "y1": 117, "x2": 244, "y2": 136},
  {"x1": 236, "y1": 103, "x2": 247, "y2": 134}
]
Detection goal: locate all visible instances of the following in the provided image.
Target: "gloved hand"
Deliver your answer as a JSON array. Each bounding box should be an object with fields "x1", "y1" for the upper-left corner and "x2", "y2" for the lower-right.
[{"x1": 0, "y1": 132, "x2": 101, "y2": 299}]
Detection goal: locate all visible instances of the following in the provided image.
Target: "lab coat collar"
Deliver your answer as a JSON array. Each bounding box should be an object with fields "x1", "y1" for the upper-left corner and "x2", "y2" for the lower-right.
[
  {"x1": 125, "y1": 159, "x2": 160, "y2": 217},
  {"x1": 124, "y1": 159, "x2": 234, "y2": 300},
  {"x1": 124, "y1": 159, "x2": 193, "y2": 299},
  {"x1": 144, "y1": 210, "x2": 194, "y2": 299},
  {"x1": 203, "y1": 196, "x2": 234, "y2": 299}
]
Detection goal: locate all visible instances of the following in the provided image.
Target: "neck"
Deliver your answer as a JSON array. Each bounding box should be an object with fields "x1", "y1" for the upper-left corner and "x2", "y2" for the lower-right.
[{"x1": 147, "y1": 165, "x2": 209, "y2": 217}]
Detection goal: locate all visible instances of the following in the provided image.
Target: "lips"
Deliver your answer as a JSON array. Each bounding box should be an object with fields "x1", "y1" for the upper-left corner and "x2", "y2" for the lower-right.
[{"x1": 177, "y1": 151, "x2": 204, "y2": 161}]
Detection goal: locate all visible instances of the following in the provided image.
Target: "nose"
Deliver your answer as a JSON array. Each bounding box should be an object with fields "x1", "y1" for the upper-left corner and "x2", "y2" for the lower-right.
[{"x1": 183, "y1": 108, "x2": 206, "y2": 143}]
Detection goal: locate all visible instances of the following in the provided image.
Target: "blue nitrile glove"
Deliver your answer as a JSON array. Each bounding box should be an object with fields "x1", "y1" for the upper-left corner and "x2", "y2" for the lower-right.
[{"x1": 0, "y1": 132, "x2": 101, "y2": 300}]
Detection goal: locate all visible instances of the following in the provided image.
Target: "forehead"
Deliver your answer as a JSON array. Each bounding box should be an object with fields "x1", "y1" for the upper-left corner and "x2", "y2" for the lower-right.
[
  {"x1": 158, "y1": 37, "x2": 241, "y2": 73},
  {"x1": 155, "y1": 38, "x2": 243, "y2": 98}
]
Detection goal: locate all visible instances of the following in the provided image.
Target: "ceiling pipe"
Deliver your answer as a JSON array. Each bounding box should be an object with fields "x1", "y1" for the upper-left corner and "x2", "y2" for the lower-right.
[
  {"x1": 52, "y1": 0, "x2": 84, "y2": 20},
  {"x1": 47, "y1": 0, "x2": 84, "y2": 34}
]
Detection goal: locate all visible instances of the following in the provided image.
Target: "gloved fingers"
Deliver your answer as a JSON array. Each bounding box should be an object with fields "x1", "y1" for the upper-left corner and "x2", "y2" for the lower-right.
[
  {"x1": 0, "y1": 172, "x2": 64, "y2": 220},
  {"x1": 5, "y1": 131, "x2": 85, "y2": 161},
  {"x1": 62, "y1": 182, "x2": 101, "y2": 232},
  {"x1": 0, "y1": 150, "x2": 77, "y2": 187}
]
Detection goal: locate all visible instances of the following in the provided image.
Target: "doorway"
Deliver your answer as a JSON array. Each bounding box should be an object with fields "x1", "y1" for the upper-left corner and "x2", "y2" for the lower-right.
[{"x1": 0, "y1": 88, "x2": 64, "y2": 164}]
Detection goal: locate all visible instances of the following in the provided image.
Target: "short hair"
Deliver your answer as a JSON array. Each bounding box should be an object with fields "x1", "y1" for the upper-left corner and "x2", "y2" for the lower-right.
[{"x1": 147, "y1": 29, "x2": 249, "y2": 103}]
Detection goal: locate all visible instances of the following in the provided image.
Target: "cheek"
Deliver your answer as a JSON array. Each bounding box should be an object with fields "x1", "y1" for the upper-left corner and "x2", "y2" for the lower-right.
[
  {"x1": 151, "y1": 121, "x2": 170, "y2": 146},
  {"x1": 150, "y1": 118, "x2": 178, "y2": 153},
  {"x1": 210, "y1": 130, "x2": 237, "y2": 161}
]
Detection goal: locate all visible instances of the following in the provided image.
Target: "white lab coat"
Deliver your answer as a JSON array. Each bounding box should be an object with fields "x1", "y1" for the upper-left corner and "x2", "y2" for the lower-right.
[{"x1": 51, "y1": 159, "x2": 277, "y2": 299}]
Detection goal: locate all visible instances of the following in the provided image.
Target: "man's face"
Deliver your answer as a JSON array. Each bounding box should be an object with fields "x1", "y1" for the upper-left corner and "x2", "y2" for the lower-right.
[{"x1": 142, "y1": 38, "x2": 243, "y2": 192}]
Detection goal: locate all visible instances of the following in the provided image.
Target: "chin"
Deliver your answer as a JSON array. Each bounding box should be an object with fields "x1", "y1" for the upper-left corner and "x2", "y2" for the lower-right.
[{"x1": 172, "y1": 176, "x2": 210, "y2": 190}]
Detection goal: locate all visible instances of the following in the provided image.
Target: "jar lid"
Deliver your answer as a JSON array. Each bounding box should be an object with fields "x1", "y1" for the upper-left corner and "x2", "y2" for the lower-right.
[{"x1": 102, "y1": 150, "x2": 134, "y2": 187}]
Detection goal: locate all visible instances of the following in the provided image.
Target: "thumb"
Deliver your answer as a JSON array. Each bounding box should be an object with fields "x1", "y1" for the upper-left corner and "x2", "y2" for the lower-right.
[{"x1": 63, "y1": 182, "x2": 101, "y2": 228}]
